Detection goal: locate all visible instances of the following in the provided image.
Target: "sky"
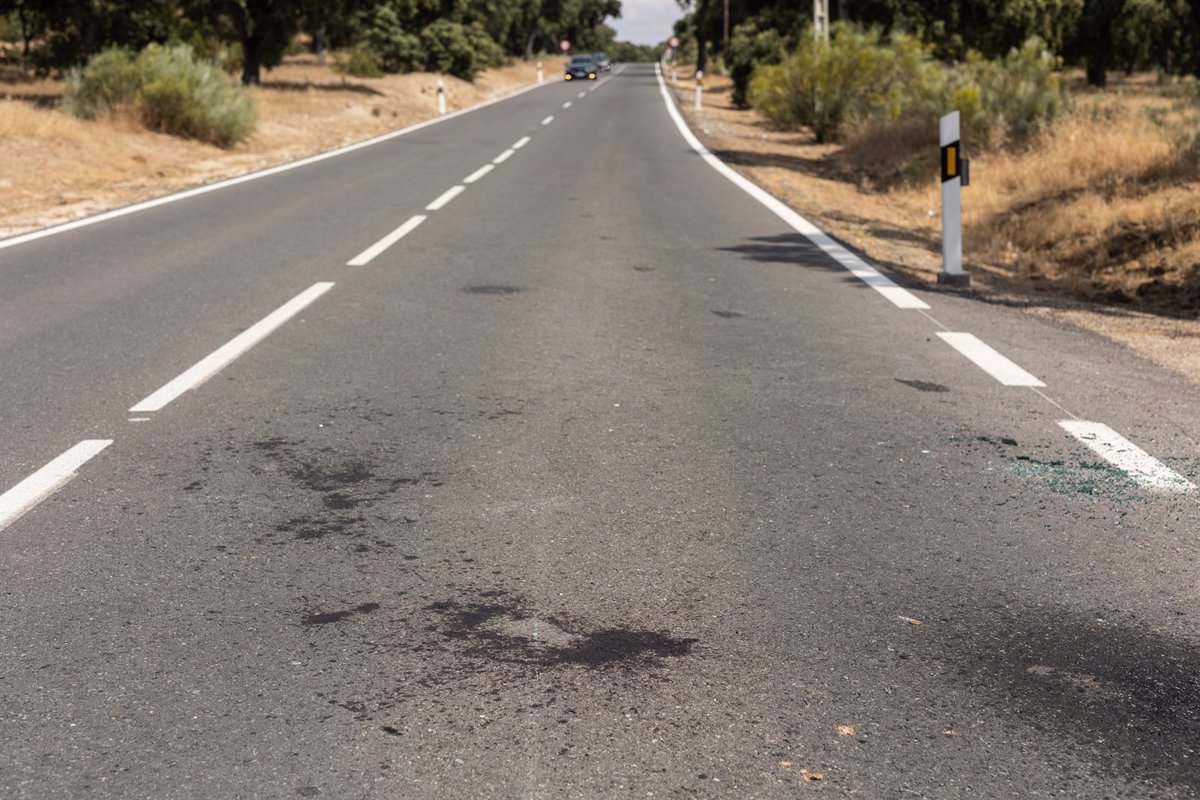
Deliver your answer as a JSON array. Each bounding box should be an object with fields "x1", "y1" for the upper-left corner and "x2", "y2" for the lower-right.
[{"x1": 609, "y1": 0, "x2": 685, "y2": 45}]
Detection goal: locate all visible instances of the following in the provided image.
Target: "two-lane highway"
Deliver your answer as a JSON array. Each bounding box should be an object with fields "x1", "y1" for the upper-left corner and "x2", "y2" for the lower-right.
[{"x1": 4, "y1": 63, "x2": 1200, "y2": 798}]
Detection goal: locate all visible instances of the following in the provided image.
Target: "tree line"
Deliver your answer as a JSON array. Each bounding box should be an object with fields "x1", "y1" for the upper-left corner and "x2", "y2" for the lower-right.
[
  {"x1": 0, "y1": 0, "x2": 638, "y2": 83},
  {"x1": 676, "y1": 0, "x2": 1200, "y2": 89}
]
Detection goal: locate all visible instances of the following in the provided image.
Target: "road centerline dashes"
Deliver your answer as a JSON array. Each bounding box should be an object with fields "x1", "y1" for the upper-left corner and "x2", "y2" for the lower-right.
[
  {"x1": 426, "y1": 185, "x2": 466, "y2": 211},
  {"x1": 0, "y1": 440, "x2": 113, "y2": 532},
  {"x1": 936, "y1": 332, "x2": 1045, "y2": 387},
  {"x1": 348, "y1": 215, "x2": 426, "y2": 266},
  {"x1": 129, "y1": 282, "x2": 335, "y2": 413},
  {"x1": 463, "y1": 164, "x2": 495, "y2": 184},
  {"x1": 541, "y1": 115, "x2": 554, "y2": 125},
  {"x1": 493, "y1": 149, "x2": 516, "y2": 164}
]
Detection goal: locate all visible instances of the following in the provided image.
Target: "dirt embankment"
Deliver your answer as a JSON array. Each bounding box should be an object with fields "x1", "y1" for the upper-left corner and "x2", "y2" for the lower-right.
[
  {"x1": 0, "y1": 55, "x2": 564, "y2": 239},
  {"x1": 667, "y1": 70, "x2": 1200, "y2": 386}
]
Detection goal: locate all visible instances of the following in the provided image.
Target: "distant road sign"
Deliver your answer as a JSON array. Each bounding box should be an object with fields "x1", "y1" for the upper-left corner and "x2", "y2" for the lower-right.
[
  {"x1": 559, "y1": 40, "x2": 571, "y2": 52},
  {"x1": 669, "y1": 36, "x2": 681, "y2": 48}
]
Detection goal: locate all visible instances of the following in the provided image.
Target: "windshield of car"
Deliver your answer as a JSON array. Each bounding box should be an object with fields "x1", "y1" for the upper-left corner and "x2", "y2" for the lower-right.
[{"x1": 569, "y1": 57, "x2": 592, "y2": 66}]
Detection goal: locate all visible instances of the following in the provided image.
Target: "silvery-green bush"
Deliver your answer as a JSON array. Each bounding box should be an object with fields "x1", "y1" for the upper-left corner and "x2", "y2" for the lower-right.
[
  {"x1": 65, "y1": 44, "x2": 257, "y2": 148},
  {"x1": 748, "y1": 25, "x2": 1068, "y2": 147}
]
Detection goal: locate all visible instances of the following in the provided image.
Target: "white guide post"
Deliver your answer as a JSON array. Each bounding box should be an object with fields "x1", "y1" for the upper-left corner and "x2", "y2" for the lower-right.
[
  {"x1": 436, "y1": 77, "x2": 447, "y2": 115},
  {"x1": 536, "y1": 61, "x2": 543, "y2": 83},
  {"x1": 694, "y1": 70, "x2": 703, "y2": 109},
  {"x1": 939, "y1": 111, "x2": 969, "y2": 286}
]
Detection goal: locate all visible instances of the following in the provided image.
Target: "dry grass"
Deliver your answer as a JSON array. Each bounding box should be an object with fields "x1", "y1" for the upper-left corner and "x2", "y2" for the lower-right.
[
  {"x1": 0, "y1": 54, "x2": 563, "y2": 237},
  {"x1": 670, "y1": 70, "x2": 1200, "y2": 383}
]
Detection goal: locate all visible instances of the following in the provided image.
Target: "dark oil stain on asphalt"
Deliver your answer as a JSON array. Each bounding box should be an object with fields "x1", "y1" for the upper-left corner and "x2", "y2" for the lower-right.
[
  {"x1": 464, "y1": 285, "x2": 524, "y2": 295},
  {"x1": 422, "y1": 593, "x2": 698, "y2": 670},
  {"x1": 244, "y1": 436, "x2": 436, "y2": 550},
  {"x1": 632, "y1": 266, "x2": 654, "y2": 272},
  {"x1": 302, "y1": 602, "x2": 381, "y2": 626},
  {"x1": 896, "y1": 378, "x2": 949, "y2": 393},
  {"x1": 711, "y1": 309, "x2": 745, "y2": 319}
]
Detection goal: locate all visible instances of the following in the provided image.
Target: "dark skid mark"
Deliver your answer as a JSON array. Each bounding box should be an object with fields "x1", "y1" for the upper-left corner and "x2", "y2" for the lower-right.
[
  {"x1": 711, "y1": 309, "x2": 745, "y2": 319},
  {"x1": 633, "y1": 266, "x2": 654, "y2": 272},
  {"x1": 896, "y1": 378, "x2": 950, "y2": 393},
  {"x1": 303, "y1": 602, "x2": 381, "y2": 626},
  {"x1": 464, "y1": 285, "x2": 524, "y2": 295},
  {"x1": 928, "y1": 601, "x2": 1200, "y2": 792}
]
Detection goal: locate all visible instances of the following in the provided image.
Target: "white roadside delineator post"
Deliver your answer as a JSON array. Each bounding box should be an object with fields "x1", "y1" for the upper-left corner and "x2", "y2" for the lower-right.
[
  {"x1": 938, "y1": 110, "x2": 970, "y2": 286},
  {"x1": 436, "y1": 77, "x2": 447, "y2": 116},
  {"x1": 694, "y1": 70, "x2": 703, "y2": 110},
  {"x1": 537, "y1": 61, "x2": 543, "y2": 83}
]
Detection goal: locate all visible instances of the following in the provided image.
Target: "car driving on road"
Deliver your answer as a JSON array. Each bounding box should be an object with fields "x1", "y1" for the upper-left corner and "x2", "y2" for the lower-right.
[
  {"x1": 591, "y1": 52, "x2": 611, "y2": 71},
  {"x1": 564, "y1": 56, "x2": 598, "y2": 80}
]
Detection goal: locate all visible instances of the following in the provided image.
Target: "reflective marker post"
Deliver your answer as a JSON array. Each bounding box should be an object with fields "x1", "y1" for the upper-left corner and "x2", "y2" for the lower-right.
[
  {"x1": 938, "y1": 111, "x2": 970, "y2": 286},
  {"x1": 536, "y1": 61, "x2": 543, "y2": 83},
  {"x1": 436, "y1": 77, "x2": 447, "y2": 116},
  {"x1": 694, "y1": 70, "x2": 703, "y2": 110}
]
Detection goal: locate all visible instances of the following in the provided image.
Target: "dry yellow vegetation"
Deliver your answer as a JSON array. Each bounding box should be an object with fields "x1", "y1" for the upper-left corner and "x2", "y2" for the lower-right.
[
  {"x1": 673, "y1": 70, "x2": 1200, "y2": 314},
  {"x1": 0, "y1": 54, "x2": 563, "y2": 238},
  {"x1": 669, "y1": 69, "x2": 1200, "y2": 381}
]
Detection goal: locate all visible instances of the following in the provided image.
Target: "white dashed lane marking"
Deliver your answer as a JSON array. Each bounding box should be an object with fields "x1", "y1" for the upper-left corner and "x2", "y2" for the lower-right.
[
  {"x1": 1059, "y1": 421, "x2": 1194, "y2": 491},
  {"x1": 130, "y1": 282, "x2": 335, "y2": 413},
  {"x1": 0, "y1": 440, "x2": 113, "y2": 532},
  {"x1": 426, "y1": 185, "x2": 466, "y2": 211},
  {"x1": 463, "y1": 164, "x2": 495, "y2": 184},
  {"x1": 348, "y1": 215, "x2": 426, "y2": 266},
  {"x1": 936, "y1": 332, "x2": 1045, "y2": 387}
]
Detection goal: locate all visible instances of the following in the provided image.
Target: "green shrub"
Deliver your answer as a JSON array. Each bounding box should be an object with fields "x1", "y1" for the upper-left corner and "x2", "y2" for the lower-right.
[
  {"x1": 728, "y1": 21, "x2": 785, "y2": 108},
  {"x1": 64, "y1": 44, "x2": 257, "y2": 147},
  {"x1": 748, "y1": 26, "x2": 1067, "y2": 147},
  {"x1": 334, "y1": 44, "x2": 385, "y2": 77},
  {"x1": 420, "y1": 20, "x2": 504, "y2": 81},
  {"x1": 356, "y1": 4, "x2": 422, "y2": 74}
]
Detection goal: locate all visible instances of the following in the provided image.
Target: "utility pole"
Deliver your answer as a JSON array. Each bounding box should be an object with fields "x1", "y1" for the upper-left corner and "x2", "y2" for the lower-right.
[
  {"x1": 813, "y1": 0, "x2": 829, "y2": 41},
  {"x1": 723, "y1": 0, "x2": 730, "y2": 53}
]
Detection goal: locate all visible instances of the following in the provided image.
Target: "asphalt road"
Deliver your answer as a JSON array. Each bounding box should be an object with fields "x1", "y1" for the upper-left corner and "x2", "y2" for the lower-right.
[{"x1": 4, "y1": 63, "x2": 1200, "y2": 799}]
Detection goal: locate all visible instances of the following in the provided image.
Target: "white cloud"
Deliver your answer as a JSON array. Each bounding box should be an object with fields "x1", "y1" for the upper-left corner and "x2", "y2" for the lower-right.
[{"x1": 610, "y1": 0, "x2": 684, "y2": 45}]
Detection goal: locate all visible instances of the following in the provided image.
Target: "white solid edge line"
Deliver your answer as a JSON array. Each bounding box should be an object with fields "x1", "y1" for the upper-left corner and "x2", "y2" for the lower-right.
[
  {"x1": 563, "y1": 101, "x2": 572, "y2": 109},
  {"x1": 347, "y1": 215, "x2": 427, "y2": 266},
  {"x1": 512, "y1": 136, "x2": 532, "y2": 150},
  {"x1": 652, "y1": 64, "x2": 929, "y2": 311},
  {"x1": 542, "y1": 115, "x2": 554, "y2": 125},
  {"x1": 463, "y1": 164, "x2": 495, "y2": 184},
  {"x1": 493, "y1": 149, "x2": 516, "y2": 165},
  {"x1": 1059, "y1": 420, "x2": 1194, "y2": 491},
  {"x1": 0, "y1": 80, "x2": 554, "y2": 253},
  {"x1": 426, "y1": 185, "x2": 466, "y2": 211},
  {"x1": 0, "y1": 440, "x2": 113, "y2": 532},
  {"x1": 936, "y1": 332, "x2": 1045, "y2": 387},
  {"x1": 130, "y1": 282, "x2": 335, "y2": 413}
]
